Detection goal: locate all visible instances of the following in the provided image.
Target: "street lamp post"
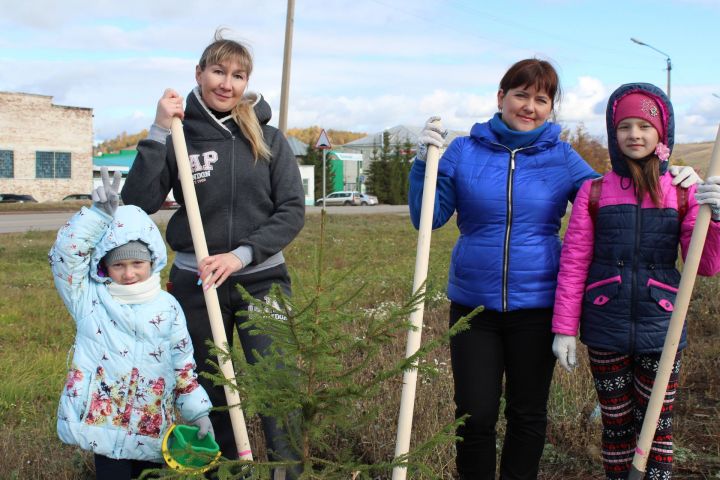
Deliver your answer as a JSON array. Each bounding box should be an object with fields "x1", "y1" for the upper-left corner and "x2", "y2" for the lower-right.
[{"x1": 631, "y1": 37, "x2": 672, "y2": 99}]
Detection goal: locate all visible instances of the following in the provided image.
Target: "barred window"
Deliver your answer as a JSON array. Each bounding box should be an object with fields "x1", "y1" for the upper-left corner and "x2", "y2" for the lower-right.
[
  {"x1": 0, "y1": 150, "x2": 13, "y2": 178},
  {"x1": 36, "y1": 151, "x2": 71, "y2": 178}
]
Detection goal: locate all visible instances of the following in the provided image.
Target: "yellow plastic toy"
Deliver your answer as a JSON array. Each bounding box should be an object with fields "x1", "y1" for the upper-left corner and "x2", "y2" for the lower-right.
[{"x1": 161, "y1": 424, "x2": 221, "y2": 472}]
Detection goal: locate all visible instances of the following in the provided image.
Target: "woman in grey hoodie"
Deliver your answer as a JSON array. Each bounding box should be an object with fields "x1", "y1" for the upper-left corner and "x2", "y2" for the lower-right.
[{"x1": 122, "y1": 29, "x2": 304, "y2": 477}]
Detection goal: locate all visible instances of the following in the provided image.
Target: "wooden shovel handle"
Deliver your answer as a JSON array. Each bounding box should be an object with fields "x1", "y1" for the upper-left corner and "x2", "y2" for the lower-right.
[{"x1": 629, "y1": 125, "x2": 720, "y2": 479}]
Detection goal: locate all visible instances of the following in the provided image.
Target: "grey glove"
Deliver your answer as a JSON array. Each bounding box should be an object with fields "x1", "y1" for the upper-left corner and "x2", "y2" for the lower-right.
[
  {"x1": 416, "y1": 116, "x2": 447, "y2": 162},
  {"x1": 695, "y1": 175, "x2": 720, "y2": 221},
  {"x1": 91, "y1": 167, "x2": 121, "y2": 217},
  {"x1": 669, "y1": 165, "x2": 702, "y2": 188},
  {"x1": 552, "y1": 334, "x2": 577, "y2": 373},
  {"x1": 191, "y1": 415, "x2": 214, "y2": 440}
]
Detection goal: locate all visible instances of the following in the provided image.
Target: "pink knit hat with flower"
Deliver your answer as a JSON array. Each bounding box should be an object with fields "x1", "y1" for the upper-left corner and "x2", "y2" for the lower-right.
[{"x1": 613, "y1": 91, "x2": 671, "y2": 160}]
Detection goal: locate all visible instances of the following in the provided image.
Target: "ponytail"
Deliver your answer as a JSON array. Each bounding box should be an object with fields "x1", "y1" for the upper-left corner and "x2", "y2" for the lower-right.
[{"x1": 232, "y1": 98, "x2": 271, "y2": 162}]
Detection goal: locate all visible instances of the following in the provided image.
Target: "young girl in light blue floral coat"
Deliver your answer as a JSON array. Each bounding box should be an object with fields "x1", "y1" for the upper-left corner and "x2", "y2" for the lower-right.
[{"x1": 49, "y1": 168, "x2": 213, "y2": 479}]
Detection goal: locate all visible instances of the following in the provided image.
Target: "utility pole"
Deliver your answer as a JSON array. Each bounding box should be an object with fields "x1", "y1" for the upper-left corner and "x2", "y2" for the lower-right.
[{"x1": 278, "y1": 0, "x2": 295, "y2": 134}]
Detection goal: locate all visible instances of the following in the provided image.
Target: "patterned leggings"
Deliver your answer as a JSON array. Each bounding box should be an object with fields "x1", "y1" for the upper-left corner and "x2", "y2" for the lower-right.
[{"x1": 588, "y1": 348, "x2": 682, "y2": 480}]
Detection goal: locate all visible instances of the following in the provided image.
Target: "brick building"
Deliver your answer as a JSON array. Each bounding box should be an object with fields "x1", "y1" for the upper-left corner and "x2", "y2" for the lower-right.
[{"x1": 0, "y1": 91, "x2": 93, "y2": 201}]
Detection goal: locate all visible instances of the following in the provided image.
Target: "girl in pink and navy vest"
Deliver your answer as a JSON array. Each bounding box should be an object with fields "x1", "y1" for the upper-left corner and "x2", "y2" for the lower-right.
[{"x1": 552, "y1": 82, "x2": 720, "y2": 479}]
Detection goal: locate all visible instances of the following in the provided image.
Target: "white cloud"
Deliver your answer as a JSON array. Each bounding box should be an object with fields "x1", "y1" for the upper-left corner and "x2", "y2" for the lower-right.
[{"x1": 2, "y1": 0, "x2": 718, "y2": 145}]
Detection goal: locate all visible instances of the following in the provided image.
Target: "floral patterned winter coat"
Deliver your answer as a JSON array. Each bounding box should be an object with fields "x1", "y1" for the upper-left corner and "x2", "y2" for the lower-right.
[{"x1": 49, "y1": 205, "x2": 211, "y2": 462}]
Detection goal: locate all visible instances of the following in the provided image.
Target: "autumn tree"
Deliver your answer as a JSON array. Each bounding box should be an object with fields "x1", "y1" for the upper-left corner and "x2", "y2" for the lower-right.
[{"x1": 561, "y1": 123, "x2": 609, "y2": 173}]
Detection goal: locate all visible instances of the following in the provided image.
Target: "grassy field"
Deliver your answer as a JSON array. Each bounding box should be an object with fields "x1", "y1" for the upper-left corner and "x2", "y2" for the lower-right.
[{"x1": 1, "y1": 212, "x2": 719, "y2": 479}]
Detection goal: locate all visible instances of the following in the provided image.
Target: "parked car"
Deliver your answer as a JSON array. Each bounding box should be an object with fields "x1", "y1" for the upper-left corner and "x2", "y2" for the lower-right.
[
  {"x1": 359, "y1": 193, "x2": 378, "y2": 206},
  {"x1": 315, "y1": 191, "x2": 362, "y2": 206},
  {"x1": 62, "y1": 194, "x2": 92, "y2": 201},
  {"x1": 0, "y1": 193, "x2": 38, "y2": 203}
]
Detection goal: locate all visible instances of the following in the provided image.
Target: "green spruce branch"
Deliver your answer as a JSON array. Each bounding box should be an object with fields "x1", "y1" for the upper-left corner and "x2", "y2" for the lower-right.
[{"x1": 153, "y1": 211, "x2": 478, "y2": 479}]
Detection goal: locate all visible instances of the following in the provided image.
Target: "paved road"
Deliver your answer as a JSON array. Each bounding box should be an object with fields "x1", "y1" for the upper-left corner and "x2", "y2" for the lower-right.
[{"x1": 0, "y1": 205, "x2": 409, "y2": 234}]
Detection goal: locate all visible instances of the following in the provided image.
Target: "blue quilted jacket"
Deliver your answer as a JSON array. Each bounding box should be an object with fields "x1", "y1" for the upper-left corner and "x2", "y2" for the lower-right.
[
  {"x1": 49, "y1": 205, "x2": 211, "y2": 461},
  {"x1": 409, "y1": 120, "x2": 597, "y2": 312}
]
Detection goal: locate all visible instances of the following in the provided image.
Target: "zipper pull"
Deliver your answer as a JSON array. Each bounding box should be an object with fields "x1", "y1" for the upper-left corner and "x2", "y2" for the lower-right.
[{"x1": 510, "y1": 151, "x2": 516, "y2": 170}]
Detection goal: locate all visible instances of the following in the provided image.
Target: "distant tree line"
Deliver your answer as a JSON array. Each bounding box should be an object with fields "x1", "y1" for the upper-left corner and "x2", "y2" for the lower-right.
[
  {"x1": 287, "y1": 126, "x2": 365, "y2": 147},
  {"x1": 95, "y1": 130, "x2": 148, "y2": 155},
  {"x1": 95, "y1": 123, "x2": 609, "y2": 207},
  {"x1": 95, "y1": 126, "x2": 366, "y2": 157},
  {"x1": 366, "y1": 132, "x2": 415, "y2": 205}
]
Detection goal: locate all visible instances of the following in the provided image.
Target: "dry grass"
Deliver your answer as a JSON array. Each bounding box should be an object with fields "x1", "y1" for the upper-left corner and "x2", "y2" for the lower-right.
[{"x1": 0, "y1": 214, "x2": 719, "y2": 478}]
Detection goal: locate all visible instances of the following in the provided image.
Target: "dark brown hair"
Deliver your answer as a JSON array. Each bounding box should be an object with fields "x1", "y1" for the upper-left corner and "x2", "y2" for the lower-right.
[{"x1": 499, "y1": 59, "x2": 561, "y2": 108}]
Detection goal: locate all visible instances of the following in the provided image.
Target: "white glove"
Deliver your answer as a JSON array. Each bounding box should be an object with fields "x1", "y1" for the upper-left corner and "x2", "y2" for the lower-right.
[
  {"x1": 552, "y1": 334, "x2": 577, "y2": 373},
  {"x1": 191, "y1": 415, "x2": 215, "y2": 439},
  {"x1": 416, "y1": 116, "x2": 447, "y2": 161},
  {"x1": 91, "y1": 167, "x2": 122, "y2": 217},
  {"x1": 695, "y1": 176, "x2": 720, "y2": 221},
  {"x1": 669, "y1": 165, "x2": 702, "y2": 188}
]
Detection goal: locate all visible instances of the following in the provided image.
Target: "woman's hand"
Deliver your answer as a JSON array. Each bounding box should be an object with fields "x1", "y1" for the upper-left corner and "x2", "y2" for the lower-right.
[
  {"x1": 198, "y1": 253, "x2": 244, "y2": 290},
  {"x1": 416, "y1": 116, "x2": 446, "y2": 161},
  {"x1": 669, "y1": 165, "x2": 701, "y2": 188},
  {"x1": 154, "y1": 88, "x2": 184, "y2": 129}
]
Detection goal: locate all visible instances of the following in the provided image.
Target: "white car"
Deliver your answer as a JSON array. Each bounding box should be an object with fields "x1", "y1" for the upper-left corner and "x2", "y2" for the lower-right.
[
  {"x1": 315, "y1": 191, "x2": 362, "y2": 206},
  {"x1": 359, "y1": 193, "x2": 378, "y2": 206}
]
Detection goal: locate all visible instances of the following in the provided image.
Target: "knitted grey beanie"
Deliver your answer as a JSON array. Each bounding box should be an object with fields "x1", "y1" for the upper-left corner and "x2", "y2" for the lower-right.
[{"x1": 103, "y1": 240, "x2": 152, "y2": 265}]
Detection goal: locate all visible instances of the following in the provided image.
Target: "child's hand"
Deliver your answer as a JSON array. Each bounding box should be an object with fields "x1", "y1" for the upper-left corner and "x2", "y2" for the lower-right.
[
  {"x1": 92, "y1": 167, "x2": 121, "y2": 217},
  {"x1": 191, "y1": 415, "x2": 214, "y2": 439},
  {"x1": 696, "y1": 176, "x2": 720, "y2": 221},
  {"x1": 552, "y1": 334, "x2": 577, "y2": 373}
]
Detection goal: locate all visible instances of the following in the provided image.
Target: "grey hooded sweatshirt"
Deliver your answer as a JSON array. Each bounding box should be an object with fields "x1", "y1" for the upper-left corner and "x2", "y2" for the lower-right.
[{"x1": 122, "y1": 89, "x2": 305, "y2": 271}]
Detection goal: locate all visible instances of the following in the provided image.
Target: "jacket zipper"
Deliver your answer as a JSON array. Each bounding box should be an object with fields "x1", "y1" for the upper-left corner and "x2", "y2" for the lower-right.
[
  {"x1": 629, "y1": 202, "x2": 642, "y2": 353},
  {"x1": 493, "y1": 144, "x2": 531, "y2": 311},
  {"x1": 228, "y1": 135, "x2": 236, "y2": 252},
  {"x1": 502, "y1": 150, "x2": 516, "y2": 311},
  {"x1": 490, "y1": 142, "x2": 534, "y2": 312}
]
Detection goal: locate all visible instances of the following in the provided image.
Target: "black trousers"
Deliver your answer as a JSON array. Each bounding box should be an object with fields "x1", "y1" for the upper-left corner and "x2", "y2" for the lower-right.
[
  {"x1": 449, "y1": 303, "x2": 556, "y2": 480},
  {"x1": 169, "y1": 264, "x2": 301, "y2": 478},
  {"x1": 94, "y1": 454, "x2": 160, "y2": 479}
]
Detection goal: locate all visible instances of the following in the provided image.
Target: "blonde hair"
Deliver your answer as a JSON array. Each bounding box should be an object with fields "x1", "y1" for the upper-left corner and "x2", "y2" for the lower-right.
[{"x1": 198, "y1": 29, "x2": 271, "y2": 161}]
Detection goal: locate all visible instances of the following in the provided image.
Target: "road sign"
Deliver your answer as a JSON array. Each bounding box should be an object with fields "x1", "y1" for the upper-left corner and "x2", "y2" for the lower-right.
[{"x1": 315, "y1": 129, "x2": 332, "y2": 150}]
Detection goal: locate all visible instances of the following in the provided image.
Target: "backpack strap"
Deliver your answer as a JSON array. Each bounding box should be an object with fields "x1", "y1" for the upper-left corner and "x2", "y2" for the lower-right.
[
  {"x1": 676, "y1": 184, "x2": 688, "y2": 221},
  {"x1": 588, "y1": 177, "x2": 603, "y2": 225},
  {"x1": 587, "y1": 177, "x2": 687, "y2": 224}
]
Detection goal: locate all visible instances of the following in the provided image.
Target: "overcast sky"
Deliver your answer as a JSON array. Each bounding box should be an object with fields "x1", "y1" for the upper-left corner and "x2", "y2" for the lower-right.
[{"x1": 2, "y1": 0, "x2": 719, "y2": 145}]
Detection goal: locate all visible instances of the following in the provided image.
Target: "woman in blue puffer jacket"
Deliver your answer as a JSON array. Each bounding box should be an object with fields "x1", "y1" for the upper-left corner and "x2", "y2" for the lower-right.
[
  {"x1": 410, "y1": 60, "x2": 699, "y2": 479},
  {"x1": 410, "y1": 58, "x2": 598, "y2": 479}
]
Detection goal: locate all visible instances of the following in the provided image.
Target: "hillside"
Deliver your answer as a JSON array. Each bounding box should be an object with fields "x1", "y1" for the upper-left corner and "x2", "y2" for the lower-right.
[{"x1": 672, "y1": 141, "x2": 715, "y2": 176}]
